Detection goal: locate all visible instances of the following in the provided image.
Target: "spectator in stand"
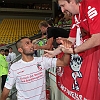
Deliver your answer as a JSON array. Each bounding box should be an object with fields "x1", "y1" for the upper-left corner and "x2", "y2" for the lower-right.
[
  {"x1": 63, "y1": 13, "x2": 72, "y2": 24},
  {"x1": 57, "y1": 12, "x2": 72, "y2": 29},
  {"x1": 32, "y1": 32, "x2": 47, "y2": 57},
  {"x1": 8, "y1": 47, "x2": 16, "y2": 64},
  {"x1": 34, "y1": 20, "x2": 69, "y2": 50},
  {"x1": 0, "y1": 49, "x2": 8, "y2": 91}
]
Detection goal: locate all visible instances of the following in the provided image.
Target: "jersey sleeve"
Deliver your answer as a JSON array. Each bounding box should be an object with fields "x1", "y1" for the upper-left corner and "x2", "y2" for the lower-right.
[
  {"x1": 42, "y1": 57, "x2": 57, "y2": 70},
  {"x1": 4, "y1": 65, "x2": 16, "y2": 90},
  {"x1": 85, "y1": 0, "x2": 100, "y2": 34}
]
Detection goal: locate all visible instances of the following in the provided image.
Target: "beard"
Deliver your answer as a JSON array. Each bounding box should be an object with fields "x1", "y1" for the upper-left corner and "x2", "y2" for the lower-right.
[{"x1": 23, "y1": 49, "x2": 34, "y2": 56}]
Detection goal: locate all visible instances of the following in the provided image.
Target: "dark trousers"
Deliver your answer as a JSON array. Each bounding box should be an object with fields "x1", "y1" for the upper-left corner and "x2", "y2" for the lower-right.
[{"x1": 1, "y1": 75, "x2": 7, "y2": 91}]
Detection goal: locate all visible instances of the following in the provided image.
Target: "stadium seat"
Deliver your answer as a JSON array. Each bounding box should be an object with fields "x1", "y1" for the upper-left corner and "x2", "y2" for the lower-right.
[{"x1": 0, "y1": 19, "x2": 42, "y2": 44}]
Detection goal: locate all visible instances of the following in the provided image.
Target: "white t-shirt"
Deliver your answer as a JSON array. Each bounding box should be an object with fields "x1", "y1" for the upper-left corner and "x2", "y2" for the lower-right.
[
  {"x1": 9, "y1": 52, "x2": 16, "y2": 62},
  {"x1": 4, "y1": 55, "x2": 11, "y2": 69},
  {"x1": 5, "y1": 57, "x2": 57, "y2": 100},
  {"x1": 5, "y1": 55, "x2": 11, "y2": 62}
]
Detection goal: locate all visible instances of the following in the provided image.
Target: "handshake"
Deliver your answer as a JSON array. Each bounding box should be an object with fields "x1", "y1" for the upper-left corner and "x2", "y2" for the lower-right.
[{"x1": 44, "y1": 37, "x2": 74, "y2": 58}]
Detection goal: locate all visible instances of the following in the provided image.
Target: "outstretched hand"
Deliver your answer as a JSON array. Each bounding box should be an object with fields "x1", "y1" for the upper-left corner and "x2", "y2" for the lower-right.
[
  {"x1": 43, "y1": 50, "x2": 55, "y2": 58},
  {"x1": 57, "y1": 37, "x2": 73, "y2": 48},
  {"x1": 33, "y1": 44, "x2": 39, "y2": 50},
  {"x1": 60, "y1": 45, "x2": 73, "y2": 54},
  {"x1": 57, "y1": 37, "x2": 74, "y2": 54}
]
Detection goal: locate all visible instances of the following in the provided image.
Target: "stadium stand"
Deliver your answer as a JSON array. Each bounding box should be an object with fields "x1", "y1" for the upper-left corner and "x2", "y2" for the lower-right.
[{"x1": 0, "y1": 19, "x2": 42, "y2": 45}]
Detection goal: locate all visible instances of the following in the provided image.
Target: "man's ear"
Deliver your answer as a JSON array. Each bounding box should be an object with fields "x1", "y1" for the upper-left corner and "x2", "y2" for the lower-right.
[{"x1": 18, "y1": 48, "x2": 23, "y2": 53}]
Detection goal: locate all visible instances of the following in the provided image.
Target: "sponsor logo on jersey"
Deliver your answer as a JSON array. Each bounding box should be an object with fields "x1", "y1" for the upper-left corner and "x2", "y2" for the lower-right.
[
  {"x1": 88, "y1": 6, "x2": 98, "y2": 20},
  {"x1": 37, "y1": 63, "x2": 42, "y2": 70}
]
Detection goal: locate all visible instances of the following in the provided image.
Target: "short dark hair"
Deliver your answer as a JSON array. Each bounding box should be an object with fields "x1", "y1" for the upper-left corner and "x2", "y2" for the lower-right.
[
  {"x1": 0, "y1": 49, "x2": 4, "y2": 52},
  {"x1": 15, "y1": 37, "x2": 29, "y2": 50},
  {"x1": 5, "y1": 49, "x2": 9, "y2": 53},
  {"x1": 9, "y1": 47, "x2": 13, "y2": 50}
]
